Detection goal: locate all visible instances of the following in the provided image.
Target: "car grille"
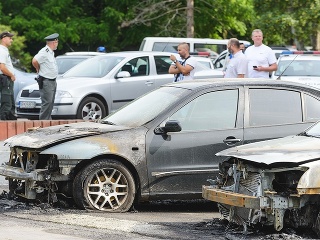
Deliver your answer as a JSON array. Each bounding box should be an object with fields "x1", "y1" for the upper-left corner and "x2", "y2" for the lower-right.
[
  {"x1": 21, "y1": 90, "x2": 40, "y2": 98},
  {"x1": 16, "y1": 108, "x2": 40, "y2": 113}
]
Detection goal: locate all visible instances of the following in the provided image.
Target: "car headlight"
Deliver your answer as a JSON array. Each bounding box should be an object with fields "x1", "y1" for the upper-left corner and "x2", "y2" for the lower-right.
[{"x1": 55, "y1": 90, "x2": 72, "y2": 98}]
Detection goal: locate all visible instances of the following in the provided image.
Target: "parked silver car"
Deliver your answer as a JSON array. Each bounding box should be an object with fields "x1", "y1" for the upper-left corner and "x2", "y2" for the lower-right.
[
  {"x1": 13, "y1": 67, "x2": 37, "y2": 101},
  {"x1": 15, "y1": 51, "x2": 223, "y2": 120},
  {"x1": 56, "y1": 51, "x2": 106, "y2": 75}
]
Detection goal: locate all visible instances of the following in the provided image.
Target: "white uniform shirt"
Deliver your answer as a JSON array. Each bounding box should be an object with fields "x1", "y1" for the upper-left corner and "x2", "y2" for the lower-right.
[
  {"x1": 224, "y1": 51, "x2": 248, "y2": 78},
  {"x1": 172, "y1": 56, "x2": 197, "y2": 82},
  {"x1": 245, "y1": 44, "x2": 277, "y2": 78},
  {"x1": 34, "y1": 46, "x2": 58, "y2": 79},
  {"x1": 0, "y1": 45, "x2": 14, "y2": 76}
]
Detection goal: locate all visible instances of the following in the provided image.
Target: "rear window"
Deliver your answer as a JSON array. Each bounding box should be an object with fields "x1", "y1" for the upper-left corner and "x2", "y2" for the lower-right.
[
  {"x1": 152, "y1": 42, "x2": 179, "y2": 52},
  {"x1": 249, "y1": 89, "x2": 302, "y2": 126}
]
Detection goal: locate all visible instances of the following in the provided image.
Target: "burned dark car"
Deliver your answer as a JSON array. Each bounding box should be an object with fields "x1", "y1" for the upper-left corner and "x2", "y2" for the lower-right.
[
  {"x1": 2, "y1": 79, "x2": 320, "y2": 212},
  {"x1": 203, "y1": 121, "x2": 320, "y2": 236}
]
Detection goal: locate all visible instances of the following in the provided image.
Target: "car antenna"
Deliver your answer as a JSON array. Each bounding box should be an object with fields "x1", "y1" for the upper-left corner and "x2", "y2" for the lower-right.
[
  {"x1": 276, "y1": 54, "x2": 299, "y2": 80},
  {"x1": 161, "y1": 41, "x2": 170, "y2": 52}
]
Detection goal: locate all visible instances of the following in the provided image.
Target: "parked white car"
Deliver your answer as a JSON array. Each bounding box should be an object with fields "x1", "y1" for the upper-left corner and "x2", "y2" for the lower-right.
[
  {"x1": 15, "y1": 51, "x2": 223, "y2": 120},
  {"x1": 271, "y1": 51, "x2": 320, "y2": 89}
]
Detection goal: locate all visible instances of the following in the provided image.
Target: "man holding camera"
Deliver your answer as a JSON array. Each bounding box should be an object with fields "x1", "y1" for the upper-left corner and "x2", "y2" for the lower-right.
[
  {"x1": 0, "y1": 31, "x2": 16, "y2": 120},
  {"x1": 32, "y1": 33, "x2": 59, "y2": 120}
]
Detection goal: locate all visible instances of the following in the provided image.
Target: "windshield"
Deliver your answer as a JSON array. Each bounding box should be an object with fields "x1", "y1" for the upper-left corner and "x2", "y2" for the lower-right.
[
  {"x1": 304, "y1": 121, "x2": 320, "y2": 137},
  {"x1": 275, "y1": 59, "x2": 320, "y2": 77},
  {"x1": 63, "y1": 55, "x2": 124, "y2": 78},
  {"x1": 102, "y1": 86, "x2": 190, "y2": 127}
]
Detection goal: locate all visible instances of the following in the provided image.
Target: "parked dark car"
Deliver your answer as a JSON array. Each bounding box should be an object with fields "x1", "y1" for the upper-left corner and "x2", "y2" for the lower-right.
[
  {"x1": 203, "y1": 120, "x2": 320, "y2": 237},
  {"x1": 2, "y1": 79, "x2": 320, "y2": 212}
]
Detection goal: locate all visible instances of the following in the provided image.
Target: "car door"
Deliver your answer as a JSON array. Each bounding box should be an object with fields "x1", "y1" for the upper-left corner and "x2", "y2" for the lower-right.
[
  {"x1": 243, "y1": 87, "x2": 320, "y2": 144},
  {"x1": 152, "y1": 55, "x2": 175, "y2": 88},
  {"x1": 110, "y1": 56, "x2": 156, "y2": 111},
  {"x1": 145, "y1": 87, "x2": 244, "y2": 199}
]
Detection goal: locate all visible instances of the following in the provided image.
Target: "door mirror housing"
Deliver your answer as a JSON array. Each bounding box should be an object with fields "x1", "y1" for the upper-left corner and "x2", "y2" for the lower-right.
[{"x1": 154, "y1": 120, "x2": 182, "y2": 134}]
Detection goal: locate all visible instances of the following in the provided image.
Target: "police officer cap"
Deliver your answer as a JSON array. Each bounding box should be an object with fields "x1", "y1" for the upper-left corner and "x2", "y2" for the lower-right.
[
  {"x1": 0, "y1": 31, "x2": 14, "y2": 39},
  {"x1": 44, "y1": 33, "x2": 59, "y2": 41}
]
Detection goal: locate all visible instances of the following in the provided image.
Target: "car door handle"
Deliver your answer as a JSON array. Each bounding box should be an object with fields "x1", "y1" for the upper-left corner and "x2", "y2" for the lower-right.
[
  {"x1": 145, "y1": 81, "x2": 154, "y2": 85},
  {"x1": 223, "y1": 138, "x2": 242, "y2": 145}
]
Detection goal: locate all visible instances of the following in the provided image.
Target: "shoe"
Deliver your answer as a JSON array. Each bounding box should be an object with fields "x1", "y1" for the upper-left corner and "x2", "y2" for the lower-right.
[{"x1": 7, "y1": 112, "x2": 17, "y2": 120}]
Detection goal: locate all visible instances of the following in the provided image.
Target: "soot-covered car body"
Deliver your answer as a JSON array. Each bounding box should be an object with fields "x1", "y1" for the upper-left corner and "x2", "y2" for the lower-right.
[
  {"x1": 202, "y1": 121, "x2": 320, "y2": 236},
  {"x1": 3, "y1": 79, "x2": 320, "y2": 213}
]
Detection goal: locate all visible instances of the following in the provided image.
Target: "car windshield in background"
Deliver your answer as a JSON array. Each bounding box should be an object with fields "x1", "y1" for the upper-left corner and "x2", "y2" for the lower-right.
[
  {"x1": 56, "y1": 57, "x2": 88, "y2": 75},
  {"x1": 304, "y1": 121, "x2": 320, "y2": 137},
  {"x1": 63, "y1": 55, "x2": 125, "y2": 78},
  {"x1": 275, "y1": 60, "x2": 320, "y2": 77},
  {"x1": 102, "y1": 86, "x2": 189, "y2": 127}
]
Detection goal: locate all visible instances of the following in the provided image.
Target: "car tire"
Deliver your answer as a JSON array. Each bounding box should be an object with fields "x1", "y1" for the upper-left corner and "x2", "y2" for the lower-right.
[
  {"x1": 73, "y1": 159, "x2": 136, "y2": 212},
  {"x1": 76, "y1": 97, "x2": 106, "y2": 120}
]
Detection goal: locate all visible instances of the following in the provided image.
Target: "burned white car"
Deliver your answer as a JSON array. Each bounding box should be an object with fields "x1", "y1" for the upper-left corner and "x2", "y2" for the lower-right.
[{"x1": 203, "y1": 121, "x2": 320, "y2": 237}]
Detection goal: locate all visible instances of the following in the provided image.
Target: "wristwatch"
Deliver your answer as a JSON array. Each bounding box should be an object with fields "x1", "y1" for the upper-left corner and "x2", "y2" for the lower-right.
[{"x1": 173, "y1": 60, "x2": 177, "y2": 63}]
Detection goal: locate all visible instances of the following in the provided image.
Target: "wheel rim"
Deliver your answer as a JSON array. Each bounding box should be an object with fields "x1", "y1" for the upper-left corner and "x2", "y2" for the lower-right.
[
  {"x1": 81, "y1": 101, "x2": 102, "y2": 120},
  {"x1": 85, "y1": 167, "x2": 129, "y2": 211}
]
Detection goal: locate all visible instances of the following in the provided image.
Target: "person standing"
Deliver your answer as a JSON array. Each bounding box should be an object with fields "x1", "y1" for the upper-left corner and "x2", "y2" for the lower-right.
[
  {"x1": 245, "y1": 29, "x2": 277, "y2": 78},
  {"x1": 169, "y1": 42, "x2": 197, "y2": 82},
  {"x1": 239, "y1": 42, "x2": 246, "y2": 53},
  {"x1": 32, "y1": 33, "x2": 59, "y2": 120},
  {"x1": 0, "y1": 31, "x2": 16, "y2": 120},
  {"x1": 224, "y1": 38, "x2": 248, "y2": 78}
]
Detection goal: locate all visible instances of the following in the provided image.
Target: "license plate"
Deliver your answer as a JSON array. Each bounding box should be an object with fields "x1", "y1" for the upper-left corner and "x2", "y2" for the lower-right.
[{"x1": 19, "y1": 101, "x2": 36, "y2": 109}]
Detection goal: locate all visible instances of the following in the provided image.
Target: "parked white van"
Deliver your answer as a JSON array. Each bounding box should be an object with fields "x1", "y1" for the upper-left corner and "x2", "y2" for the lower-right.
[{"x1": 139, "y1": 37, "x2": 251, "y2": 59}]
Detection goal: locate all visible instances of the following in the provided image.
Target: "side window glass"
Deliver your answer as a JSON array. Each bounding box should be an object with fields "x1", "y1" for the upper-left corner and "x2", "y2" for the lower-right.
[
  {"x1": 120, "y1": 57, "x2": 149, "y2": 77},
  {"x1": 153, "y1": 42, "x2": 179, "y2": 52},
  {"x1": 305, "y1": 94, "x2": 320, "y2": 121},
  {"x1": 249, "y1": 89, "x2": 302, "y2": 126},
  {"x1": 169, "y1": 90, "x2": 238, "y2": 131},
  {"x1": 155, "y1": 56, "x2": 171, "y2": 75}
]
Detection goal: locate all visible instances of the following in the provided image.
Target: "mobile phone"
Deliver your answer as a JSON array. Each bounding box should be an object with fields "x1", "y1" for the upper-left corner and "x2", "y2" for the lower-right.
[{"x1": 253, "y1": 66, "x2": 257, "y2": 68}]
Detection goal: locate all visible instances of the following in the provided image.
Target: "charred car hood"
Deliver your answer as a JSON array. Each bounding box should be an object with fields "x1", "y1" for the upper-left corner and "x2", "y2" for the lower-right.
[
  {"x1": 4, "y1": 121, "x2": 131, "y2": 148},
  {"x1": 216, "y1": 135, "x2": 320, "y2": 165}
]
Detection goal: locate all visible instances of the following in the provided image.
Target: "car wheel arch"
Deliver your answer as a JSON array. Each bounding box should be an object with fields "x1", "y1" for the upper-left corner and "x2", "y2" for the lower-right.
[
  {"x1": 76, "y1": 94, "x2": 109, "y2": 119},
  {"x1": 72, "y1": 154, "x2": 141, "y2": 193},
  {"x1": 72, "y1": 155, "x2": 141, "y2": 212}
]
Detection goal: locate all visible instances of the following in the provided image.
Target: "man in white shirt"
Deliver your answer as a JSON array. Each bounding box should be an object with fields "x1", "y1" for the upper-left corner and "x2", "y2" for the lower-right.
[
  {"x1": 32, "y1": 33, "x2": 59, "y2": 120},
  {"x1": 245, "y1": 29, "x2": 277, "y2": 78},
  {"x1": 224, "y1": 38, "x2": 248, "y2": 78},
  {"x1": 168, "y1": 42, "x2": 197, "y2": 82}
]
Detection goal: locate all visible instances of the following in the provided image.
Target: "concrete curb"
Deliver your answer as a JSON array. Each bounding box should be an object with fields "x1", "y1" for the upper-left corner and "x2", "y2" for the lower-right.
[{"x1": 0, "y1": 119, "x2": 84, "y2": 140}]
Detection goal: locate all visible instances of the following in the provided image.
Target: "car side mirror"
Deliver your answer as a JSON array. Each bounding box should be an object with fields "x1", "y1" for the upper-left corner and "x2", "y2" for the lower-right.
[
  {"x1": 116, "y1": 71, "x2": 131, "y2": 79},
  {"x1": 154, "y1": 120, "x2": 182, "y2": 135}
]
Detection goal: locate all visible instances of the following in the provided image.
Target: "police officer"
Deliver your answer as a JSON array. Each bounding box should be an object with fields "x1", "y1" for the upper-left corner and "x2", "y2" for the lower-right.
[
  {"x1": 0, "y1": 31, "x2": 16, "y2": 120},
  {"x1": 32, "y1": 33, "x2": 59, "y2": 120}
]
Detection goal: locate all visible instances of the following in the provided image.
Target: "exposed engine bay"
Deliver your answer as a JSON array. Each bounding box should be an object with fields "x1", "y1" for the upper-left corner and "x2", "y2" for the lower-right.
[{"x1": 202, "y1": 158, "x2": 320, "y2": 237}]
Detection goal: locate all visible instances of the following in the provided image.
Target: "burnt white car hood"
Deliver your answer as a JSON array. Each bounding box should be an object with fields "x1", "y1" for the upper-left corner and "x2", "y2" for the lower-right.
[
  {"x1": 4, "y1": 121, "x2": 131, "y2": 148},
  {"x1": 216, "y1": 135, "x2": 320, "y2": 165}
]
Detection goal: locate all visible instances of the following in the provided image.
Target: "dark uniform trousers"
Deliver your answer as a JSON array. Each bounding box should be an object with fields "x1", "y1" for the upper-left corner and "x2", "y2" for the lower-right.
[
  {"x1": 39, "y1": 78, "x2": 57, "y2": 120},
  {"x1": 0, "y1": 75, "x2": 16, "y2": 120}
]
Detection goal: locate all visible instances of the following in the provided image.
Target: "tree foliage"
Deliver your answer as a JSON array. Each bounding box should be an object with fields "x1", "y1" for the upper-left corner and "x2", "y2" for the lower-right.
[
  {"x1": 0, "y1": 0, "x2": 319, "y2": 71},
  {"x1": 253, "y1": 0, "x2": 320, "y2": 49}
]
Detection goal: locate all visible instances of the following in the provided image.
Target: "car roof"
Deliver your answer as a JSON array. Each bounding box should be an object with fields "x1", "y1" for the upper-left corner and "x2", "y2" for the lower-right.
[{"x1": 163, "y1": 78, "x2": 320, "y2": 93}]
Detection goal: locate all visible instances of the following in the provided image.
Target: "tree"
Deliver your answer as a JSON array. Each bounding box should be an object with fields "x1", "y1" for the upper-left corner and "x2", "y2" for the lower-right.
[
  {"x1": 253, "y1": 0, "x2": 320, "y2": 50},
  {"x1": 0, "y1": 0, "x2": 255, "y2": 70},
  {"x1": 0, "y1": 24, "x2": 32, "y2": 71}
]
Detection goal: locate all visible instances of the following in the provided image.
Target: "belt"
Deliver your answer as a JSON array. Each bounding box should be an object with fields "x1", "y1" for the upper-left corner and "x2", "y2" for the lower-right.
[{"x1": 41, "y1": 76, "x2": 56, "y2": 81}]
